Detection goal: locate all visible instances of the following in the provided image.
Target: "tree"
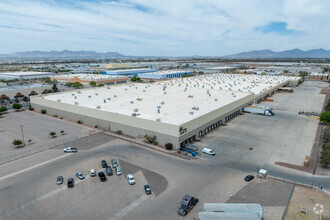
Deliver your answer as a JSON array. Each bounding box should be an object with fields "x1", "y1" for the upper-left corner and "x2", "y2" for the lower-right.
[
  {"x1": 12, "y1": 139, "x2": 23, "y2": 146},
  {"x1": 261, "y1": 72, "x2": 267, "y2": 75},
  {"x1": 60, "y1": 130, "x2": 65, "y2": 134},
  {"x1": 52, "y1": 84, "x2": 59, "y2": 92},
  {"x1": 89, "y1": 81, "x2": 96, "y2": 87},
  {"x1": 0, "y1": 112, "x2": 2, "y2": 117},
  {"x1": 98, "y1": 83, "x2": 104, "y2": 87},
  {"x1": 0, "y1": 106, "x2": 7, "y2": 112},
  {"x1": 12, "y1": 103, "x2": 22, "y2": 110},
  {"x1": 65, "y1": 82, "x2": 73, "y2": 87},
  {"x1": 299, "y1": 71, "x2": 308, "y2": 78},
  {"x1": 47, "y1": 89, "x2": 54, "y2": 93},
  {"x1": 320, "y1": 111, "x2": 330, "y2": 123},
  {"x1": 73, "y1": 82, "x2": 83, "y2": 89},
  {"x1": 320, "y1": 150, "x2": 330, "y2": 167},
  {"x1": 49, "y1": 132, "x2": 56, "y2": 137},
  {"x1": 23, "y1": 96, "x2": 29, "y2": 102},
  {"x1": 144, "y1": 134, "x2": 157, "y2": 144}
]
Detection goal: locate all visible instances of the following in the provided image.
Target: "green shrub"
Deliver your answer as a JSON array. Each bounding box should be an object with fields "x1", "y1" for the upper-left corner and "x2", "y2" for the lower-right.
[
  {"x1": 41, "y1": 109, "x2": 47, "y2": 114},
  {"x1": 165, "y1": 143, "x2": 173, "y2": 150},
  {"x1": 12, "y1": 139, "x2": 23, "y2": 146},
  {"x1": 0, "y1": 106, "x2": 7, "y2": 112},
  {"x1": 12, "y1": 103, "x2": 22, "y2": 110},
  {"x1": 320, "y1": 149, "x2": 330, "y2": 168},
  {"x1": 144, "y1": 134, "x2": 157, "y2": 143},
  {"x1": 60, "y1": 130, "x2": 65, "y2": 134},
  {"x1": 49, "y1": 132, "x2": 56, "y2": 137},
  {"x1": 116, "y1": 130, "x2": 123, "y2": 134}
]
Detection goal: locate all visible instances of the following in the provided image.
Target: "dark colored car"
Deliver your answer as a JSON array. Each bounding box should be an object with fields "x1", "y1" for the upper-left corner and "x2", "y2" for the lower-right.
[
  {"x1": 67, "y1": 178, "x2": 74, "y2": 188},
  {"x1": 98, "y1": 172, "x2": 107, "y2": 182},
  {"x1": 101, "y1": 160, "x2": 107, "y2": 168},
  {"x1": 106, "y1": 166, "x2": 113, "y2": 176},
  {"x1": 57, "y1": 176, "x2": 63, "y2": 185},
  {"x1": 144, "y1": 185, "x2": 152, "y2": 195},
  {"x1": 111, "y1": 159, "x2": 118, "y2": 168},
  {"x1": 244, "y1": 175, "x2": 255, "y2": 182}
]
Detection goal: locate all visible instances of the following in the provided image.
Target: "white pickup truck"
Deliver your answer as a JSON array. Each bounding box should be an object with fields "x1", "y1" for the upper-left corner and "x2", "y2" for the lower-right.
[{"x1": 64, "y1": 147, "x2": 78, "y2": 153}]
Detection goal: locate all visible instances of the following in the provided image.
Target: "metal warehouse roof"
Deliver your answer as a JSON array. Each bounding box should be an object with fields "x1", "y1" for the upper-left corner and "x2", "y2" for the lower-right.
[{"x1": 44, "y1": 74, "x2": 298, "y2": 125}]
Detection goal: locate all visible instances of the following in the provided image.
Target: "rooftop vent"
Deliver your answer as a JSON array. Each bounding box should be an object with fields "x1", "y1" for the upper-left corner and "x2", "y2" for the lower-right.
[
  {"x1": 74, "y1": 102, "x2": 79, "y2": 105},
  {"x1": 96, "y1": 105, "x2": 101, "y2": 109},
  {"x1": 134, "y1": 108, "x2": 138, "y2": 112},
  {"x1": 88, "y1": 95, "x2": 91, "y2": 98},
  {"x1": 77, "y1": 91, "x2": 81, "y2": 94},
  {"x1": 131, "y1": 113, "x2": 137, "y2": 117},
  {"x1": 130, "y1": 101, "x2": 134, "y2": 104},
  {"x1": 214, "y1": 98, "x2": 218, "y2": 101},
  {"x1": 114, "y1": 95, "x2": 117, "y2": 98},
  {"x1": 189, "y1": 111, "x2": 194, "y2": 115},
  {"x1": 57, "y1": 99, "x2": 61, "y2": 102},
  {"x1": 95, "y1": 93, "x2": 98, "y2": 96},
  {"x1": 136, "y1": 97, "x2": 142, "y2": 101},
  {"x1": 156, "y1": 118, "x2": 161, "y2": 122},
  {"x1": 188, "y1": 95, "x2": 194, "y2": 98},
  {"x1": 161, "y1": 101, "x2": 164, "y2": 105}
]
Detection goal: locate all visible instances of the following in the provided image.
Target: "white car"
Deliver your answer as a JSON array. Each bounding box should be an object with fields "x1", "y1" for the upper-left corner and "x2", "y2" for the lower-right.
[
  {"x1": 126, "y1": 174, "x2": 135, "y2": 185},
  {"x1": 202, "y1": 148, "x2": 215, "y2": 156},
  {"x1": 90, "y1": 169, "x2": 96, "y2": 177},
  {"x1": 63, "y1": 147, "x2": 77, "y2": 153}
]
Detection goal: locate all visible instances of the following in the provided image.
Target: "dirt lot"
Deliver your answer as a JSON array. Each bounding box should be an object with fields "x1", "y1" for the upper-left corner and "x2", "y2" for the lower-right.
[{"x1": 286, "y1": 185, "x2": 330, "y2": 220}]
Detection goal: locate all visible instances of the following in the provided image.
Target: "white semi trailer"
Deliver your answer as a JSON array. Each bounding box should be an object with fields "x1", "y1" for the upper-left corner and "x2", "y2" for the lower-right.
[{"x1": 243, "y1": 105, "x2": 275, "y2": 116}]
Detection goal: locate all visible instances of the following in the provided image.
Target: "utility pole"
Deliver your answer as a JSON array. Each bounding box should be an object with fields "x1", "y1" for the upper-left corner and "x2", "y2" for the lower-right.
[{"x1": 20, "y1": 125, "x2": 25, "y2": 147}]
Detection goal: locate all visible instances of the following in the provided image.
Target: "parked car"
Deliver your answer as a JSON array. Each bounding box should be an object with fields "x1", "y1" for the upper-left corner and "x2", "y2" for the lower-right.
[
  {"x1": 126, "y1": 174, "x2": 135, "y2": 185},
  {"x1": 201, "y1": 148, "x2": 215, "y2": 156},
  {"x1": 57, "y1": 176, "x2": 63, "y2": 185},
  {"x1": 244, "y1": 175, "x2": 255, "y2": 182},
  {"x1": 115, "y1": 167, "x2": 122, "y2": 175},
  {"x1": 75, "y1": 172, "x2": 85, "y2": 180},
  {"x1": 90, "y1": 169, "x2": 96, "y2": 177},
  {"x1": 144, "y1": 185, "x2": 152, "y2": 195},
  {"x1": 98, "y1": 172, "x2": 107, "y2": 182},
  {"x1": 111, "y1": 159, "x2": 118, "y2": 168},
  {"x1": 64, "y1": 147, "x2": 78, "y2": 153},
  {"x1": 106, "y1": 166, "x2": 113, "y2": 176},
  {"x1": 101, "y1": 160, "x2": 107, "y2": 168},
  {"x1": 67, "y1": 178, "x2": 74, "y2": 188}
]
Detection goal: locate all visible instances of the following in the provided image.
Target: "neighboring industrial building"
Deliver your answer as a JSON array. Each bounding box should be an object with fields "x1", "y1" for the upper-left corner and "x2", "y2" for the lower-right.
[
  {"x1": 0, "y1": 82, "x2": 7, "y2": 88},
  {"x1": 103, "y1": 68, "x2": 157, "y2": 76},
  {"x1": 31, "y1": 74, "x2": 301, "y2": 148},
  {"x1": 199, "y1": 203, "x2": 263, "y2": 220},
  {"x1": 51, "y1": 74, "x2": 128, "y2": 85},
  {"x1": 0, "y1": 72, "x2": 55, "y2": 80},
  {"x1": 138, "y1": 70, "x2": 192, "y2": 79}
]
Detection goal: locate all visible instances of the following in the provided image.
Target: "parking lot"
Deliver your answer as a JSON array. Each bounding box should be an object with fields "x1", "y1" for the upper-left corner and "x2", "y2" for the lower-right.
[
  {"x1": 0, "y1": 110, "x2": 92, "y2": 163},
  {"x1": 195, "y1": 80, "x2": 325, "y2": 169}
]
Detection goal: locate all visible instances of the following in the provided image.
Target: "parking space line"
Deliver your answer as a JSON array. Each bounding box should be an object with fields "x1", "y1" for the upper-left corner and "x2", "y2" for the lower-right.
[
  {"x1": 0, "y1": 154, "x2": 70, "y2": 182},
  {"x1": 108, "y1": 194, "x2": 149, "y2": 220}
]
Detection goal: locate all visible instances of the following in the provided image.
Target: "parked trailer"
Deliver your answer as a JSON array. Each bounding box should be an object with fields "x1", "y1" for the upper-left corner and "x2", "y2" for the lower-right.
[{"x1": 243, "y1": 105, "x2": 274, "y2": 116}]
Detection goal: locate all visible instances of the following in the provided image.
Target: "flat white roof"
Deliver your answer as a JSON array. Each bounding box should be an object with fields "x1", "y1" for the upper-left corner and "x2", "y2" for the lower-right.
[
  {"x1": 44, "y1": 74, "x2": 298, "y2": 125},
  {"x1": 52, "y1": 74, "x2": 127, "y2": 80},
  {"x1": 140, "y1": 70, "x2": 191, "y2": 75},
  {"x1": 0, "y1": 72, "x2": 54, "y2": 76}
]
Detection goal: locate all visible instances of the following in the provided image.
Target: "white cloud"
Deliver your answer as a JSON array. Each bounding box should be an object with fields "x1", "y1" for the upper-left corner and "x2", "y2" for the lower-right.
[{"x1": 0, "y1": 0, "x2": 329, "y2": 56}]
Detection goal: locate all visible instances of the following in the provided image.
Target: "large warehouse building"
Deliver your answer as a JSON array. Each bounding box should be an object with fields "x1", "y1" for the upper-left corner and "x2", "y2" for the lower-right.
[
  {"x1": 0, "y1": 72, "x2": 55, "y2": 80},
  {"x1": 31, "y1": 74, "x2": 301, "y2": 148},
  {"x1": 51, "y1": 74, "x2": 128, "y2": 85}
]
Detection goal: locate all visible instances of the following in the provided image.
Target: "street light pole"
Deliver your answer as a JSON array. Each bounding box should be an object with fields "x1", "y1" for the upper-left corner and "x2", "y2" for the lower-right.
[{"x1": 20, "y1": 125, "x2": 25, "y2": 147}]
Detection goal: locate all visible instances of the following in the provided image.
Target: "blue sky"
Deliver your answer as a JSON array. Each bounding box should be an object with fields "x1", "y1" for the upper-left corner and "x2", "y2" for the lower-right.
[{"x1": 0, "y1": 0, "x2": 329, "y2": 56}]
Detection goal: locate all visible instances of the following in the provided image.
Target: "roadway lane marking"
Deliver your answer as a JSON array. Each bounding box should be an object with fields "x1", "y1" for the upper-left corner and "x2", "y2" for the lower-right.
[
  {"x1": 0, "y1": 175, "x2": 88, "y2": 219},
  {"x1": 0, "y1": 154, "x2": 70, "y2": 182},
  {"x1": 109, "y1": 194, "x2": 149, "y2": 220}
]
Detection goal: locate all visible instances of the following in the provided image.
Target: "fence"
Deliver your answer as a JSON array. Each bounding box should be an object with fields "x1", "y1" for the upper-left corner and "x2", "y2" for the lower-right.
[{"x1": 0, "y1": 134, "x2": 86, "y2": 165}]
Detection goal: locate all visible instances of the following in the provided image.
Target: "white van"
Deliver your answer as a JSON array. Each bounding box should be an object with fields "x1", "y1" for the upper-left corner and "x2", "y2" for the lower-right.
[{"x1": 202, "y1": 148, "x2": 215, "y2": 156}]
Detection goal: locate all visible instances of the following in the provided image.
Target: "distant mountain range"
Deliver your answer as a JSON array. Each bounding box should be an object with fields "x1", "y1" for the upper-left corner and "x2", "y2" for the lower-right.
[
  {"x1": 224, "y1": 48, "x2": 330, "y2": 58},
  {"x1": 1, "y1": 48, "x2": 330, "y2": 59},
  {"x1": 0, "y1": 50, "x2": 125, "y2": 58}
]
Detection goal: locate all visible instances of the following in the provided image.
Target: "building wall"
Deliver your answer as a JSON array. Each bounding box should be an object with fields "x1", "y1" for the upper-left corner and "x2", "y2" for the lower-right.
[
  {"x1": 138, "y1": 71, "x2": 192, "y2": 79},
  {"x1": 51, "y1": 76, "x2": 128, "y2": 84}
]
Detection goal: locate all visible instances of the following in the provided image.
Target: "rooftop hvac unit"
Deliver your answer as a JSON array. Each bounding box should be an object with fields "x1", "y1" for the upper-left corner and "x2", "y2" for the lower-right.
[
  {"x1": 134, "y1": 108, "x2": 138, "y2": 112},
  {"x1": 131, "y1": 113, "x2": 137, "y2": 117},
  {"x1": 130, "y1": 101, "x2": 134, "y2": 104},
  {"x1": 107, "y1": 98, "x2": 111, "y2": 100},
  {"x1": 164, "y1": 92, "x2": 167, "y2": 94},
  {"x1": 157, "y1": 109, "x2": 160, "y2": 113},
  {"x1": 88, "y1": 95, "x2": 91, "y2": 98},
  {"x1": 161, "y1": 101, "x2": 164, "y2": 105},
  {"x1": 96, "y1": 105, "x2": 101, "y2": 109},
  {"x1": 77, "y1": 91, "x2": 81, "y2": 94},
  {"x1": 214, "y1": 98, "x2": 218, "y2": 101},
  {"x1": 104, "y1": 99, "x2": 106, "y2": 103},
  {"x1": 188, "y1": 95, "x2": 194, "y2": 98},
  {"x1": 208, "y1": 93, "x2": 211, "y2": 96},
  {"x1": 57, "y1": 99, "x2": 61, "y2": 102},
  {"x1": 74, "y1": 102, "x2": 79, "y2": 105},
  {"x1": 189, "y1": 111, "x2": 194, "y2": 115},
  {"x1": 156, "y1": 118, "x2": 161, "y2": 122},
  {"x1": 114, "y1": 95, "x2": 117, "y2": 98},
  {"x1": 157, "y1": 106, "x2": 161, "y2": 109},
  {"x1": 136, "y1": 97, "x2": 142, "y2": 101},
  {"x1": 71, "y1": 93, "x2": 74, "y2": 96},
  {"x1": 95, "y1": 93, "x2": 98, "y2": 96}
]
